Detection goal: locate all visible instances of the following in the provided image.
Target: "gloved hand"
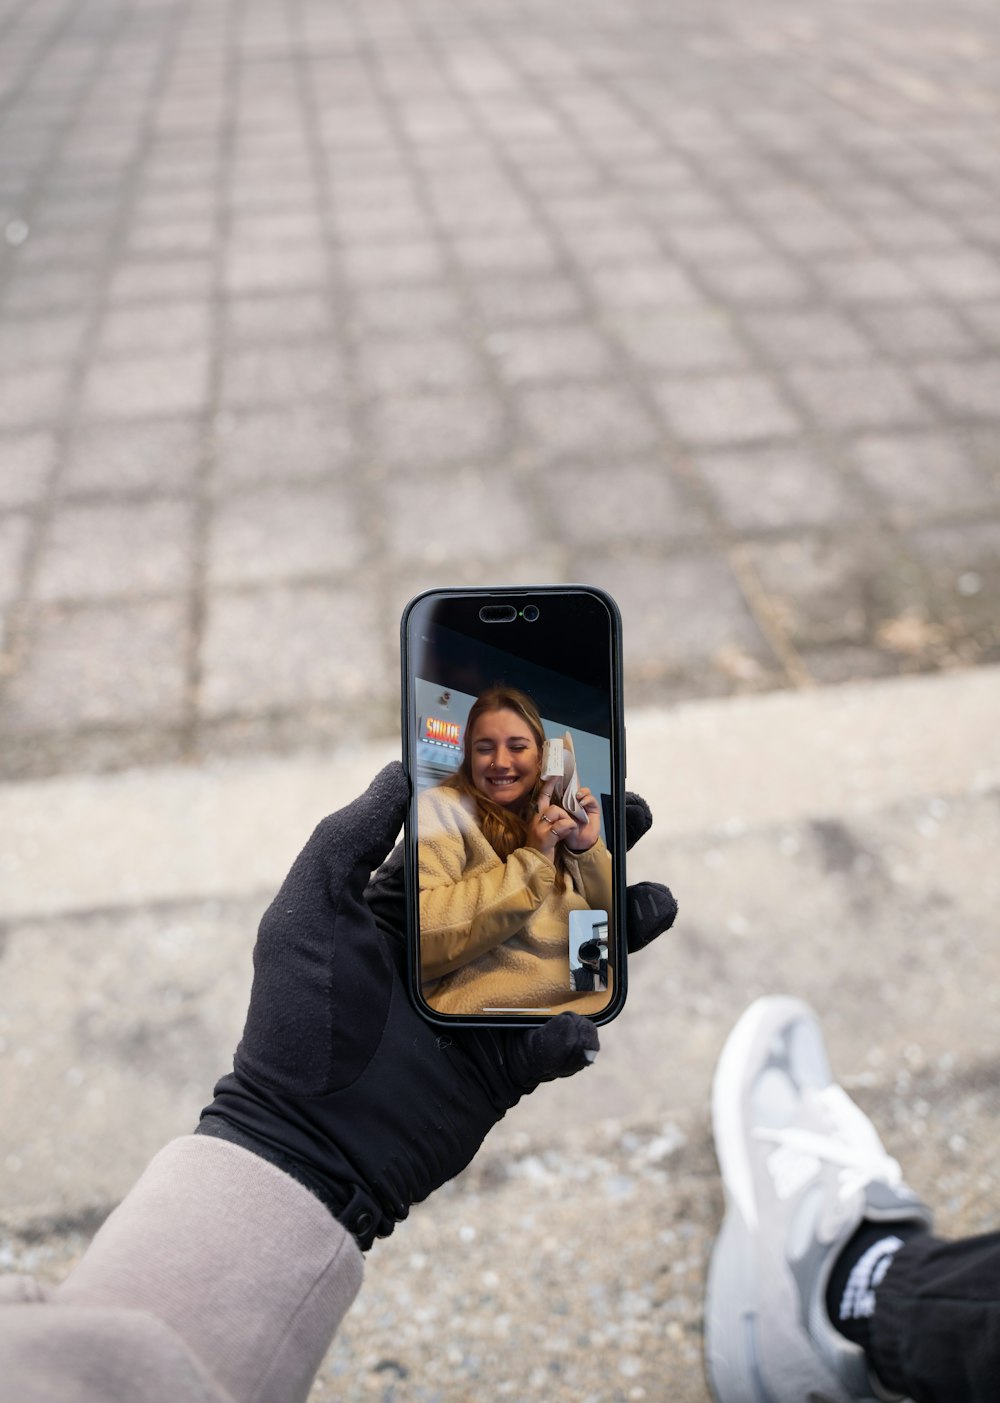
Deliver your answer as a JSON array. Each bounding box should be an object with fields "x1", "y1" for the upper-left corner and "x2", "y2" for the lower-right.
[{"x1": 197, "y1": 763, "x2": 676, "y2": 1249}]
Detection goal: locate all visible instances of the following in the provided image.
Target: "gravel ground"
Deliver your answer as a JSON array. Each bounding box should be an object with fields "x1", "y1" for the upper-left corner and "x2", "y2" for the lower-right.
[{"x1": 5, "y1": 1071, "x2": 997, "y2": 1403}]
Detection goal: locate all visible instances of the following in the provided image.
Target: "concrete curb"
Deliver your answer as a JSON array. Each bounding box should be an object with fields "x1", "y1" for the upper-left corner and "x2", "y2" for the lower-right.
[{"x1": 2, "y1": 666, "x2": 998, "y2": 923}]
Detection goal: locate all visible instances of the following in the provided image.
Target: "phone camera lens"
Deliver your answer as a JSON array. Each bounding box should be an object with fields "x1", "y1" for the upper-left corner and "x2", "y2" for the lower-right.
[{"x1": 522, "y1": 604, "x2": 540, "y2": 622}]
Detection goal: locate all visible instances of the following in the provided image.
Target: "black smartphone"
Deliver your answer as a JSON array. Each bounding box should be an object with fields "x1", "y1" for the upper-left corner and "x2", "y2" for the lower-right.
[{"x1": 400, "y1": 584, "x2": 627, "y2": 1028}]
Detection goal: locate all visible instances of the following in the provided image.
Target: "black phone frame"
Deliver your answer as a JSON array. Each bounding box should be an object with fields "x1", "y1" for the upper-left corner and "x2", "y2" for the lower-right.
[{"x1": 400, "y1": 583, "x2": 627, "y2": 1029}]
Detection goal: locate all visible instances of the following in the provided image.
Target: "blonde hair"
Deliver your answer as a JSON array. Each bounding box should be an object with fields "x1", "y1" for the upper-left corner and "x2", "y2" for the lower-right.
[{"x1": 442, "y1": 687, "x2": 559, "y2": 866}]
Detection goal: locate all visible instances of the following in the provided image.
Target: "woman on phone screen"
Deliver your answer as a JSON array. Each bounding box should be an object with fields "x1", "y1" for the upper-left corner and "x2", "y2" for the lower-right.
[{"x1": 418, "y1": 686, "x2": 613, "y2": 1016}]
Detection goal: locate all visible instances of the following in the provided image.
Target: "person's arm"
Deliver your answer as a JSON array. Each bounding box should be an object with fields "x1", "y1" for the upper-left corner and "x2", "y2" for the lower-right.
[
  {"x1": 3, "y1": 767, "x2": 676, "y2": 1403},
  {"x1": 0, "y1": 1135, "x2": 361, "y2": 1403},
  {"x1": 418, "y1": 789, "x2": 558, "y2": 978},
  {"x1": 567, "y1": 837, "x2": 613, "y2": 911}
]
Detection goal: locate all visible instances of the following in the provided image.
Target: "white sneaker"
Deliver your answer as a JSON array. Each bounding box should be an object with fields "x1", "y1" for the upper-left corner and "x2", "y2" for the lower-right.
[{"x1": 704, "y1": 996, "x2": 933, "y2": 1403}]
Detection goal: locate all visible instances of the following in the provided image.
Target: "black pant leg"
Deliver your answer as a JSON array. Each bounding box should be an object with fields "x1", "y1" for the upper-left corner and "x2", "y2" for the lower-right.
[{"x1": 869, "y1": 1230, "x2": 1000, "y2": 1403}]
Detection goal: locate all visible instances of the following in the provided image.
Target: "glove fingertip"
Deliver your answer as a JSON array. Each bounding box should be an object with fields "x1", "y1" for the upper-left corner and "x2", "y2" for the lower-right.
[
  {"x1": 626, "y1": 881, "x2": 678, "y2": 953},
  {"x1": 624, "y1": 792, "x2": 653, "y2": 850},
  {"x1": 367, "y1": 760, "x2": 410, "y2": 812},
  {"x1": 529, "y1": 1011, "x2": 600, "y2": 1083}
]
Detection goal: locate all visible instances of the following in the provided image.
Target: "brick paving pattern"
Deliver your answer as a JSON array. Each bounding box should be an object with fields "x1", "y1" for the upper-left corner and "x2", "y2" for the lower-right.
[{"x1": 1, "y1": 0, "x2": 999, "y2": 779}]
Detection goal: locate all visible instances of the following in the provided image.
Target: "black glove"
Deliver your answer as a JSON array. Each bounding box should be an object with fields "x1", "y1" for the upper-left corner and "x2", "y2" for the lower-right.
[{"x1": 197, "y1": 764, "x2": 677, "y2": 1249}]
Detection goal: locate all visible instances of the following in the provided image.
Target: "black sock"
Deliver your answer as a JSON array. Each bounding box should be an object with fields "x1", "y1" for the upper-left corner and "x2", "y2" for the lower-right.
[{"x1": 826, "y1": 1221, "x2": 927, "y2": 1354}]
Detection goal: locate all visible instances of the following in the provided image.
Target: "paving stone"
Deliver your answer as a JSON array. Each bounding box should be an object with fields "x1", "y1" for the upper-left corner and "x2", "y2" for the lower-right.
[
  {"x1": 859, "y1": 211, "x2": 963, "y2": 253},
  {"x1": 342, "y1": 239, "x2": 448, "y2": 286},
  {"x1": 1, "y1": 599, "x2": 188, "y2": 732},
  {"x1": 452, "y1": 230, "x2": 561, "y2": 276},
  {"x1": 0, "y1": 512, "x2": 31, "y2": 603},
  {"x1": 961, "y1": 301, "x2": 1000, "y2": 348},
  {"x1": 489, "y1": 322, "x2": 615, "y2": 384},
  {"x1": 0, "y1": 314, "x2": 88, "y2": 370},
  {"x1": 741, "y1": 309, "x2": 872, "y2": 365},
  {"x1": 224, "y1": 292, "x2": 336, "y2": 345},
  {"x1": 629, "y1": 183, "x2": 733, "y2": 228},
  {"x1": 80, "y1": 350, "x2": 210, "y2": 419},
  {"x1": 588, "y1": 550, "x2": 773, "y2": 674},
  {"x1": 325, "y1": 165, "x2": 414, "y2": 206},
  {"x1": 207, "y1": 484, "x2": 364, "y2": 586},
  {"x1": 108, "y1": 258, "x2": 214, "y2": 304},
  {"x1": 654, "y1": 373, "x2": 801, "y2": 447},
  {"x1": 697, "y1": 258, "x2": 813, "y2": 307},
  {"x1": 229, "y1": 210, "x2": 326, "y2": 244},
  {"x1": 742, "y1": 530, "x2": 929, "y2": 649},
  {"x1": 127, "y1": 218, "x2": 216, "y2": 257},
  {"x1": 856, "y1": 304, "x2": 978, "y2": 357},
  {"x1": 846, "y1": 432, "x2": 994, "y2": 515},
  {"x1": 0, "y1": 366, "x2": 71, "y2": 430},
  {"x1": 918, "y1": 175, "x2": 999, "y2": 215},
  {"x1": 223, "y1": 242, "x2": 328, "y2": 295},
  {"x1": 2, "y1": 268, "x2": 100, "y2": 314},
  {"x1": 913, "y1": 359, "x2": 1000, "y2": 419},
  {"x1": 370, "y1": 390, "x2": 506, "y2": 467},
  {"x1": 517, "y1": 380, "x2": 660, "y2": 455},
  {"x1": 591, "y1": 306, "x2": 708, "y2": 389},
  {"x1": 541, "y1": 192, "x2": 638, "y2": 234},
  {"x1": 424, "y1": 173, "x2": 527, "y2": 222},
  {"x1": 586, "y1": 260, "x2": 707, "y2": 312},
  {"x1": 134, "y1": 188, "x2": 216, "y2": 224},
  {"x1": 212, "y1": 403, "x2": 355, "y2": 487},
  {"x1": 30, "y1": 192, "x2": 119, "y2": 231},
  {"x1": 62, "y1": 418, "x2": 203, "y2": 496},
  {"x1": 334, "y1": 199, "x2": 432, "y2": 244},
  {"x1": 0, "y1": 430, "x2": 56, "y2": 507},
  {"x1": 200, "y1": 584, "x2": 386, "y2": 717},
  {"x1": 469, "y1": 276, "x2": 585, "y2": 326},
  {"x1": 664, "y1": 222, "x2": 771, "y2": 264},
  {"x1": 696, "y1": 444, "x2": 861, "y2": 531},
  {"x1": 379, "y1": 466, "x2": 541, "y2": 565},
  {"x1": 350, "y1": 282, "x2": 465, "y2": 335},
  {"x1": 906, "y1": 521, "x2": 1000, "y2": 658},
  {"x1": 908, "y1": 519, "x2": 1000, "y2": 588},
  {"x1": 219, "y1": 343, "x2": 344, "y2": 409},
  {"x1": 357, "y1": 333, "x2": 485, "y2": 397},
  {"x1": 957, "y1": 210, "x2": 1000, "y2": 248},
  {"x1": 562, "y1": 223, "x2": 663, "y2": 268},
  {"x1": 786, "y1": 363, "x2": 932, "y2": 433},
  {"x1": 430, "y1": 191, "x2": 536, "y2": 240},
  {"x1": 535, "y1": 458, "x2": 709, "y2": 543},
  {"x1": 230, "y1": 174, "x2": 316, "y2": 211},
  {"x1": 907, "y1": 250, "x2": 1000, "y2": 301},
  {"x1": 33, "y1": 501, "x2": 194, "y2": 602},
  {"x1": 815, "y1": 256, "x2": 925, "y2": 304},
  {"x1": 96, "y1": 300, "x2": 211, "y2": 356},
  {"x1": 768, "y1": 214, "x2": 868, "y2": 257}
]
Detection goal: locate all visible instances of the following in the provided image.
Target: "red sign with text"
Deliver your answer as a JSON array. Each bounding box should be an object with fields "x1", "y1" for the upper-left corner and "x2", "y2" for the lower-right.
[{"x1": 423, "y1": 716, "x2": 461, "y2": 748}]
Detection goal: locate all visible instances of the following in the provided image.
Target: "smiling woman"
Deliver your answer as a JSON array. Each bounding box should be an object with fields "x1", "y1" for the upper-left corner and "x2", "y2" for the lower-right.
[{"x1": 417, "y1": 687, "x2": 612, "y2": 1018}]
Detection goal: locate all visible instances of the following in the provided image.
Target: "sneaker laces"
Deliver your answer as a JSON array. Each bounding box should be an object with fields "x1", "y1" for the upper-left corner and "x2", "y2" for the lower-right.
[{"x1": 753, "y1": 1084, "x2": 904, "y2": 1205}]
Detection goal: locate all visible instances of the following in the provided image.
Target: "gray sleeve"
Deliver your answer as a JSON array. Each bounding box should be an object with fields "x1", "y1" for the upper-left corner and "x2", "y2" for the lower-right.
[{"x1": 0, "y1": 1135, "x2": 364, "y2": 1403}]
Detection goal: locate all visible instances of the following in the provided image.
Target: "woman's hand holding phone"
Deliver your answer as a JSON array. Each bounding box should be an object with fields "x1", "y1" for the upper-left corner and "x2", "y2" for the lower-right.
[
  {"x1": 529, "y1": 779, "x2": 602, "y2": 856},
  {"x1": 560, "y1": 784, "x2": 601, "y2": 852},
  {"x1": 527, "y1": 778, "x2": 564, "y2": 857}
]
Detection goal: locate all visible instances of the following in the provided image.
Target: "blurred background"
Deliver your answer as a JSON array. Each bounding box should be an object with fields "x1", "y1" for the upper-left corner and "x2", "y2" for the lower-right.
[{"x1": 1, "y1": 0, "x2": 999, "y2": 1398}]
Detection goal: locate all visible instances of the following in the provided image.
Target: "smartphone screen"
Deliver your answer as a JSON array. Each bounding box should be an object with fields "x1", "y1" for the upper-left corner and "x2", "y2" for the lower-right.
[{"x1": 401, "y1": 585, "x2": 626, "y2": 1026}]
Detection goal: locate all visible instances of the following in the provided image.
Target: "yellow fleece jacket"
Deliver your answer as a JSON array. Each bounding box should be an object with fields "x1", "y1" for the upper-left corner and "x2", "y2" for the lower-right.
[{"x1": 417, "y1": 785, "x2": 613, "y2": 1017}]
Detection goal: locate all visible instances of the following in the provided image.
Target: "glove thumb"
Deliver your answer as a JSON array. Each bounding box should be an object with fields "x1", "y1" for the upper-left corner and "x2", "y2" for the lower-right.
[{"x1": 503, "y1": 1011, "x2": 600, "y2": 1093}]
